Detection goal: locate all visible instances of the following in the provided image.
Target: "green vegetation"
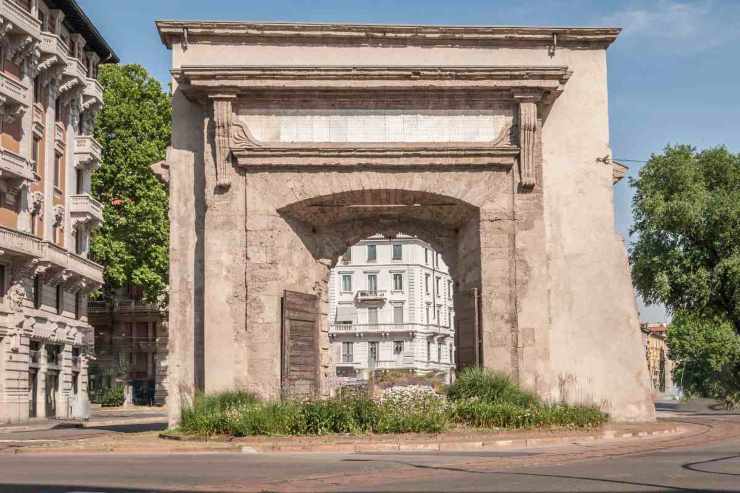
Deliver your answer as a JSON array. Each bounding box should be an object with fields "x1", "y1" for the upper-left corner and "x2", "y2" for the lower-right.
[
  {"x1": 96, "y1": 385, "x2": 125, "y2": 407},
  {"x1": 629, "y1": 145, "x2": 740, "y2": 405},
  {"x1": 667, "y1": 312, "x2": 740, "y2": 408},
  {"x1": 179, "y1": 369, "x2": 607, "y2": 437},
  {"x1": 92, "y1": 64, "x2": 171, "y2": 304},
  {"x1": 446, "y1": 367, "x2": 538, "y2": 407}
]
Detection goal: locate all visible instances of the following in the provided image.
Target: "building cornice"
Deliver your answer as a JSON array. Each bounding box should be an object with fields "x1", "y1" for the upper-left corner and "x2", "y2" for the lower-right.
[
  {"x1": 173, "y1": 66, "x2": 571, "y2": 109},
  {"x1": 156, "y1": 21, "x2": 620, "y2": 49}
]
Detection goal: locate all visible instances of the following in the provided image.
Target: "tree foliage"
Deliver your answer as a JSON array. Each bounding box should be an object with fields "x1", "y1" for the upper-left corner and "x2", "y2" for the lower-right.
[
  {"x1": 91, "y1": 64, "x2": 170, "y2": 303},
  {"x1": 667, "y1": 311, "x2": 740, "y2": 405},
  {"x1": 630, "y1": 145, "x2": 740, "y2": 330}
]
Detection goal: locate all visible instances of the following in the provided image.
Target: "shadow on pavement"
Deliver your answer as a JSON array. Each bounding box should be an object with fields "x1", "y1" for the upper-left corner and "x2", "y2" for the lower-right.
[{"x1": 85, "y1": 422, "x2": 167, "y2": 433}]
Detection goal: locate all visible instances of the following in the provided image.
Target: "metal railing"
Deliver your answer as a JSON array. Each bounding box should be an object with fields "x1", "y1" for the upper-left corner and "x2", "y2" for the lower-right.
[
  {"x1": 29, "y1": 350, "x2": 40, "y2": 366},
  {"x1": 88, "y1": 299, "x2": 161, "y2": 314},
  {"x1": 354, "y1": 290, "x2": 386, "y2": 301},
  {"x1": 329, "y1": 323, "x2": 452, "y2": 334}
]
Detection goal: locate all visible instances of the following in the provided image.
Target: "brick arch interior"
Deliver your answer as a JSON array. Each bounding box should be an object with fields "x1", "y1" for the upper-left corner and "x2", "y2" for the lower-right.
[
  {"x1": 230, "y1": 167, "x2": 519, "y2": 400},
  {"x1": 275, "y1": 188, "x2": 485, "y2": 391}
]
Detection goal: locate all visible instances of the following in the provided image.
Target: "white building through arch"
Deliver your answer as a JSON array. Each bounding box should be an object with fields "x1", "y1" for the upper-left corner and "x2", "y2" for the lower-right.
[{"x1": 329, "y1": 234, "x2": 455, "y2": 384}]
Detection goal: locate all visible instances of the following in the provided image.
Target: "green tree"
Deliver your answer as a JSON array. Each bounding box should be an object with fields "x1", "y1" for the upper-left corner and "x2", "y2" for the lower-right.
[
  {"x1": 91, "y1": 64, "x2": 170, "y2": 303},
  {"x1": 630, "y1": 145, "x2": 740, "y2": 403},
  {"x1": 667, "y1": 311, "x2": 740, "y2": 405},
  {"x1": 630, "y1": 145, "x2": 740, "y2": 330}
]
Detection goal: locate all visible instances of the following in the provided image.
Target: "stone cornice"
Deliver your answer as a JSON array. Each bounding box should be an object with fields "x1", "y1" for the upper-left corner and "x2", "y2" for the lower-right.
[
  {"x1": 173, "y1": 65, "x2": 571, "y2": 101},
  {"x1": 156, "y1": 21, "x2": 620, "y2": 49}
]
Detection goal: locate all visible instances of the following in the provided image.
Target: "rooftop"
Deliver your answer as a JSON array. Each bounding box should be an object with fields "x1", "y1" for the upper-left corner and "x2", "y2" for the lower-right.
[{"x1": 48, "y1": 0, "x2": 119, "y2": 63}]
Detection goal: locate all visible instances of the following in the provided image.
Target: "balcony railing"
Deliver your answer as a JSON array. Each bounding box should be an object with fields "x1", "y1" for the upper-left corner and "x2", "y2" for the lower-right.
[
  {"x1": 0, "y1": 226, "x2": 42, "y2": 258},
  {"x1": 329, "y1": 323, "x2": 452, "y2": 335},
  {"x1": 74, "y1": 135, "x2": 102, "y2": 167},
  {"x1": 40, "y1": 242, "x2": 104, "y2": 285},
  {"x1": 69, "y1": 194, "x2": 103, "y2": 224},
  {"x1": 29, "y1": 350, "x2": 40, "y2": 366},
  {"x1": 39, "y1": 31, "x2": 69, "y2": 59},
  {"x1": 88, "y1": 299, "x2": 162, "y2": 314},
  {"x1": 0, "y1": 148, "x2": 34, "y2": 182},
  {"x1": 0, "y1": 72, "x2": 29, "y2": 106},
  {"x1": 354, "y1": 290, "x2": 386, "y2": 303},
  {"x1": 71, "y1": 356, "x2": 81, "y2": 371},
  {"x1": 83, "y1": 78, "x2": 103, "y2": 106},
  {"x1": 64, "y1": 56, "x2": 87, "y2": 83},
  {"x1": 4, "y1": 0, "x2": 42, "y2": 39}
]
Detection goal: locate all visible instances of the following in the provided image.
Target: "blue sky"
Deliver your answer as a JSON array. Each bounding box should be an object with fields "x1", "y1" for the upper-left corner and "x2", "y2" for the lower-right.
[{"x1": 79, "y1": 0, "x2": 740, "y2": 322}]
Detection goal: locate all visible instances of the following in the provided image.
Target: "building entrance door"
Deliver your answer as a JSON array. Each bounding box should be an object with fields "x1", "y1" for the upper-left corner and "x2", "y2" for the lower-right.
[
  {"x1": 45, "y1": 371, "x2": 59, "y2": 417},
  {"x1": 281, "y1": 290, "x2": 319, "y2": 398},
  {"x1": 29, "y1": 370, "x2": 38, "y2": 418}
]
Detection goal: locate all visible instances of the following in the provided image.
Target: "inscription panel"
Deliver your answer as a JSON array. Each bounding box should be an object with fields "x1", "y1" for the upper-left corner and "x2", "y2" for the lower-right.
[{"x1": 237, "y1": 108, "x2": 513, "y2": 144}]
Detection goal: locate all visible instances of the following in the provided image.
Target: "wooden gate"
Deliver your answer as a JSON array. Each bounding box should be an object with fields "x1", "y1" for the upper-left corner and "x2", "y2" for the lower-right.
[{"x1": 281, "y1": 290, "x2": 320, "y2": 398}]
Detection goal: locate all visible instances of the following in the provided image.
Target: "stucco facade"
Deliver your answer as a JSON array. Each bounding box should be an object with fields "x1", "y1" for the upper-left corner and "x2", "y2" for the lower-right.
[
  {"x1": 157, "y1": 21, "x2": 655, "y2": 423},
  {"x1": 0, "y1": 0, "x2": 117, "y2": 423}
]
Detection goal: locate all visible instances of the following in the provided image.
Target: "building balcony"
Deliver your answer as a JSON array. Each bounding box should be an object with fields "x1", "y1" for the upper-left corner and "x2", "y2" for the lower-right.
[
  {"x1": 2, "y1": 0, "x2": 42, "y2": 40},
  {"x1": 0, "y1": 72, "x2": 29, "y2": 125},
  {"x1": 69, "y1": 193, "x2": 104, "y2": 226},
  {"x1": 329, "y1": 323, "x2": 452, "y2": 337},
  {"x1": 0, "y1": 226, "x2": 43, "y2": 259},
  {"x1": 354, "y1": 290, "x2": 386, "y2": 304},
  {"x1": 71, "y1": 355, "x2": 81, "y2": 371},
  {"x1": 88, "y1": 299, "x2": 161, "y2": 315},
  {"x1": 74, "y1": 136, "x2": 102, "y2": 169},
  {"x1": 0, "y1": 148, "x2": 34, "y2": 182},
  {"x1": 60, "y1": 56, "x2": 87, "y2": 94},
  {"x1": 40, "y1": 242, "x2": 104, "y2": 285},
  {"x1": 83, "y1": 78, "x2": 103, "y2": 109},
  {"x1": 39, "y1": 31, "x2": 69, "y2": 61}
]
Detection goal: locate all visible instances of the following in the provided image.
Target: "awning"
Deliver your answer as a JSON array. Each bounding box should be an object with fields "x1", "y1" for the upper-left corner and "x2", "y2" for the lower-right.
[{"x1": 335, "y1": 305, "x2": 356, "y2": 323}]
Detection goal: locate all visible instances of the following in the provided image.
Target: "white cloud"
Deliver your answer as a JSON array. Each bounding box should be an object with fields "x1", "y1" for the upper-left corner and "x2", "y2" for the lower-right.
[{"x1": 600, "y1": 0, "x2": 740, "y2": 51}]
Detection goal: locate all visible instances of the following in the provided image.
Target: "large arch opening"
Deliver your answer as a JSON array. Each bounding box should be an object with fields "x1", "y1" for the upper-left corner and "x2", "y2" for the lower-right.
[{"x1": 278, "y1": 189, "x2": 484, "y2": 395}]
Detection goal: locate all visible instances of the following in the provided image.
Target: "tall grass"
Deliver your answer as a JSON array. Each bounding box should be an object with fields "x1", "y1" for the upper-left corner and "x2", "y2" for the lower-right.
[
  {"x1": 179, "y1": 373, "x2": 608, "y2": 437},
  {"x1": 447, "y1": 368, "x2": 538, "y2": 407}
]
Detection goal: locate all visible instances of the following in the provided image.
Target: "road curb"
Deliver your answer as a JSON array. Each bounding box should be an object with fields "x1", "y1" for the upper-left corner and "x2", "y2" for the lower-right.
[{"x1": 10, "y1": 425, "x2": 686, "y2": 456}]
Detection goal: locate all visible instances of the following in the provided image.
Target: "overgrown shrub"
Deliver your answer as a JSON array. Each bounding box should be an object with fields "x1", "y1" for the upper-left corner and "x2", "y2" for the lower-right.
[
  {"x1": 447, "y1": 368, "x2": 538, "y2": 407},
  {"x1": 98, "y1": 385, "x2": 125, "y2": 407}
]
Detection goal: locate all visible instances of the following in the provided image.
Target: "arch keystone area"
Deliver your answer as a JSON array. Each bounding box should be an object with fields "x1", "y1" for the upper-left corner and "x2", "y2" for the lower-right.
[{"x1": 158, "y1": 20, "x2": 655, "y2": 424}]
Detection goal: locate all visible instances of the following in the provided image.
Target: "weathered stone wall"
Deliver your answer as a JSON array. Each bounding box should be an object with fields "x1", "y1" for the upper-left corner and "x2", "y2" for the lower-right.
[{"x1": 163, "y1": 23, "x2": 654, "y2": 424}]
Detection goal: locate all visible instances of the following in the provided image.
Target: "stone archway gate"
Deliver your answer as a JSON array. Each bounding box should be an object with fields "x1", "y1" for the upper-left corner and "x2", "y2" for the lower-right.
[{"x1": 157, "y1": 21, "x2": 655, "y2": 423}]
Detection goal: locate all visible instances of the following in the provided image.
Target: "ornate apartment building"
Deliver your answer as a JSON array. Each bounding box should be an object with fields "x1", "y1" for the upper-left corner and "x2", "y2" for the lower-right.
[
  {"x1": 0, "y1": 0, "x2": 117, "y2": 423},
  {"x1": 329, "y1": 235, "x2": 455, "y2": 384}
]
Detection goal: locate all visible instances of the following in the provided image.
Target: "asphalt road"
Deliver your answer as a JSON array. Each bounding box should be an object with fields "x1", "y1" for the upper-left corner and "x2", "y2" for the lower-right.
[{"x1": 1, "y1": 416, "x2": 738, "y2": 492}]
